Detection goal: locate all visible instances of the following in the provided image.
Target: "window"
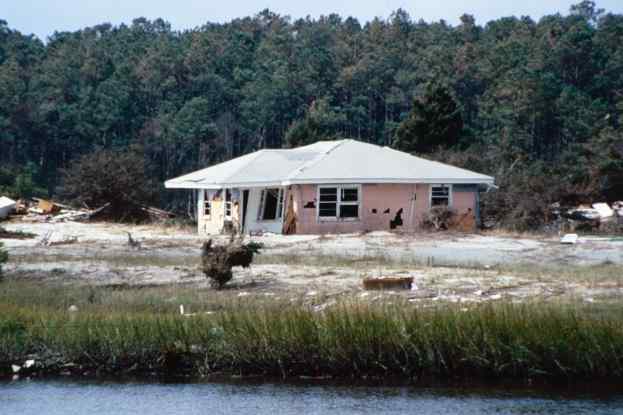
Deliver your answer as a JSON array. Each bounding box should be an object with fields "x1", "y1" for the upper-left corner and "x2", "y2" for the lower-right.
[
  {"x1": 203, "y1": 190, "x2": 212, "y2": 218},
  {"x1": 318, "y1": 185, "x2": 360, "y2": 220},
  {"x1": 431, "y1": 185, "x2": 451, "y2": 207},
  {"x1": 225, "y1": 189, "x2": 232, "y2": 218},
  {"x1": 259, "y1": 188, "x2": 284, "y2": 221}
]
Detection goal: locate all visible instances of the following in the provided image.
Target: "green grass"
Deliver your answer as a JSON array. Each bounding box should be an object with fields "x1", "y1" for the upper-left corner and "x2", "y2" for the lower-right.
[{"x1": 1, "y1": 281, "x2": 623, "y2": 382}]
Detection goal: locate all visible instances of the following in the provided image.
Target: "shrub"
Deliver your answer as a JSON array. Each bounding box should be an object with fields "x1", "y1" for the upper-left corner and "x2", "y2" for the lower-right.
[
  {"x1": 58, "y1": 146, "x2": 158, "y2": 221},
  {"x1": 201, "y1": 239, "x2": 262, "y2": 288},
  {"x1": 0, "y1": 242, "x2": 7, "y2": 279},
  {"x1": 422, "y1": 206, "x2": 455, "y2": 230}
]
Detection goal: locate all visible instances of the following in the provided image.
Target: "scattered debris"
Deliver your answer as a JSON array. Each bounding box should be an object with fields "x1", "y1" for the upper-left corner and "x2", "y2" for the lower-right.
[
  {"x1": 561, "y1": 233, "x2": 579, "y2": 245},
  {"x1": 558, "y1": 201, "x2": 622, "y2": 232},
  {"x1": 31, "y1": 198, "x2": 62, "y2": 215},
  {"x1": 48, "y1": 236, "x2": 79, "y2": 246},
  {"x1": 140, "y1": 205, "x2": 176, "y2": 221},
  {"x1": 363, "y1": 276, "x2": 414, "y2": 290},
  {"x1": 0, "y1": 196, "x2": 16, "y2": 219},
  {"x1": 592, "y1": 203, "x2": 614, "y2": 219},
  {"x1": 68, "y1": 305, "x2": 79, "y2": 313}
]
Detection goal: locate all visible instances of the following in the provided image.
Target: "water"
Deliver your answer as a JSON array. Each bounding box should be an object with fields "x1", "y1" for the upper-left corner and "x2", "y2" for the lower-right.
[{"x1": 1, "y1": 379, "x2": 622, "y2": 415}]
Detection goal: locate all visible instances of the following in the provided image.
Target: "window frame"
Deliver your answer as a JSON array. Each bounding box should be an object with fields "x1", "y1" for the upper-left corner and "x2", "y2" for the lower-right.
[
  {"x1": 203, "y1": 190, "x2": 212, "y2": 219},
  {"x1": 429, "y1": 184, "x2": 453, "y2": 208},
  {"x1": 316, "y1": 184, "x2": 362, "y2": 222},
  {"x1": 225, "y1": 189, "x2": 232, "y2": 219},
  {"x1": 258, "y1": 188, "x2": 284, "y2": 222}
]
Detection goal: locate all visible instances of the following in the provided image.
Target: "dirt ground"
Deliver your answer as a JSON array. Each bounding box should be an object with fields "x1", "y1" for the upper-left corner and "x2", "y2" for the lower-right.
[{"x1": 2, "y1": 220, "x2": 623, "y2": 304}]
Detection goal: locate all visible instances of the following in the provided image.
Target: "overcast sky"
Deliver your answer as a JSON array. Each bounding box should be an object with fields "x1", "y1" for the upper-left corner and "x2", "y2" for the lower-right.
[{"x1": 5, "y1": 0, "x2": 623, "y2": 41}]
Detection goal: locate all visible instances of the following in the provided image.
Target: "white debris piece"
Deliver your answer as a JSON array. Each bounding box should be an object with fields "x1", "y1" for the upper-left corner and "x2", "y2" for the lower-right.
[
  {"x1": 68, "y1": 305, "x2": 79, "y2": 312},
  {"x1": 24, "y1": 359, "x2": 35, "y2": 369},
  {"x1": 561, "y1": 233, "x2": 579, "y2": 245},
  {"x1": 11, "y1": 365, "x2": 21, "y2": 374},
  {"x1": 0, "y1": 196, "x2": 16, "y2": 219},
  {"x1": 592, "y1": 203, "x2": 614, "y2": 219}
]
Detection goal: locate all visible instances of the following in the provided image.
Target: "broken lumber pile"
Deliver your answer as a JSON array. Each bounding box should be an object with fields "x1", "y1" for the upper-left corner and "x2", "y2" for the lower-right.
[{"x1": 18, "y1": 199, "x2": 111, "y2": 223}]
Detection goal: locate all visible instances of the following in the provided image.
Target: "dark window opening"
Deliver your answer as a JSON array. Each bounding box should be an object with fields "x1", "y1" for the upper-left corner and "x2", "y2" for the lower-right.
[
  {"x1": 340, "y1": 204, "x2": 359, "y2": 218},
  {"x1": 341, "y1": 188, "x2": 358, "y2": 202},
  {"x1": 260, "y1": 188, "x2": 283, "y2": 221}
]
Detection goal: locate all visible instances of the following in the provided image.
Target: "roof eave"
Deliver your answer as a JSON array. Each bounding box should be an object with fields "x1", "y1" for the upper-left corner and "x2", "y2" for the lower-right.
[{"x1": 284, "y1": 177, "x2": 495, "y2": 185}]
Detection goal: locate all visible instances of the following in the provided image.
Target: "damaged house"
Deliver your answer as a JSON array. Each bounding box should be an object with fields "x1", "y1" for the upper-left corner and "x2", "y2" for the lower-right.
[{"x1": 165, "y1": 140, "x2": 495, "y2": 235}]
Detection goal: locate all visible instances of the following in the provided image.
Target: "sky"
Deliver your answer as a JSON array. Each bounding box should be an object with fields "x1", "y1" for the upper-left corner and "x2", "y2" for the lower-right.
[{"x1": 4, "y1": 0, "x2": 623, "y2": 41}]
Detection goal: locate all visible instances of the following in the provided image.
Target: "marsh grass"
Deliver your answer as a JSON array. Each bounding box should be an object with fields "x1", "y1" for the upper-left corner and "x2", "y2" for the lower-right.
[{"x1": 1, "y1": 281, "x2": 623, "y2": 382}]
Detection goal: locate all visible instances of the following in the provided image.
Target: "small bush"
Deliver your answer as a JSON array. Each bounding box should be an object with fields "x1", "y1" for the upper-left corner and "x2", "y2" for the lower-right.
[
  {"x1": 0, "y1": 242, "x2": 7, "y2": 279},
  {"x1": 201, "y1": 239, "x2": 262, "y2": 288},
  {"x1": 422, "y1": 206, "x2": 455, "y2": 230}
]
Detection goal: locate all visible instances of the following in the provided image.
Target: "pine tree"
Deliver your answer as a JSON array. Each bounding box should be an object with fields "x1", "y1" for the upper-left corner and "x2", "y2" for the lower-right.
[{"x1": 392, "y1": 83, "x2": 463, "y2": 153}]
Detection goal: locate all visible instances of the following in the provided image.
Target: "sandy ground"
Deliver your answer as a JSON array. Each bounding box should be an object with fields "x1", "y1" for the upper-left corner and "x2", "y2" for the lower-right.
[{"x1": 2, "y1": 221, "x2": 623, "y2": 304}]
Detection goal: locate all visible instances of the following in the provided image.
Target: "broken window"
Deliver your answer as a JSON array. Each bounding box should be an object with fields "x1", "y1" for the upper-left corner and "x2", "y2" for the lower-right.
[
  {"x1": 318, "y1": 185, "x2": 360, "y2": 220},
  {"x1": 431, "y1": 185, "x2": 451, "y2": 207},
  {"x1": 259, "y1": 188, "x2": 284, "y2": 221}
]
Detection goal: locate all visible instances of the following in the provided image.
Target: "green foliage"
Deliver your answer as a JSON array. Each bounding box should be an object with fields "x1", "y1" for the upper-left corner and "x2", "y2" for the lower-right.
[
  {"x1": 392, "y1": 83, "x2": 463, "y2": 153},
  {"x1": 285, "y1": 98, "x2": 346, "y2": 147},
  {"x1": 0, "y1": 3, "x2": 622, "y2": 227},
  {"x1": 0, "y1": 164, "x2": 47, "y2": 199},
  {"x1": 0, "y1": 242, "x2": 7, "y2": 278}
]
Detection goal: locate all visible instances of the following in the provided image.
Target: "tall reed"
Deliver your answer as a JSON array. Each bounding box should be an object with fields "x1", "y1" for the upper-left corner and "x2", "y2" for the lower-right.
[{"x1": 1, "y1": 297, "x2": 622, "y2": 382}]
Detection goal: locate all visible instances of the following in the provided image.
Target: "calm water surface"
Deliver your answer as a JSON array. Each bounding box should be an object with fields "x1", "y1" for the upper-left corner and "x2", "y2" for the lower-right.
[{"x1": 1, "y1": 379, "x2": 622, "y2": 414}]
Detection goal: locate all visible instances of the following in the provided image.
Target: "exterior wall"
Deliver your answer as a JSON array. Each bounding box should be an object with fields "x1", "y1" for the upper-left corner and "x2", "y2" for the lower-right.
[
  {"x1": 292, "y1": 183, "x2": 425, "y2": 234},
  {"x1": 452, "y1": 188, "x2": 477, "y2": 215},
  {"x1": 196, "y1": 184, "x2": 479, "y2": 235},
  {"x1": 197, "y1": 189, "x2": 242, "y2": 235},
  {"x1": 245, "y1": 187, "x2": 285, "y2": 234},
  {"x1": 197, "y1": 190, "x2": 225, "y2": 235},
  {"x1": 290, "y1": 183, "x2": 479, "y2": 235}
]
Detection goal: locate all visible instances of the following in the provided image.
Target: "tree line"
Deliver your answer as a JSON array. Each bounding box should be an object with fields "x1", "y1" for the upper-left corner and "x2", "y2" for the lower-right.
[{"x1": 0, "y1": 1, "x2": 622, "y2": 229}]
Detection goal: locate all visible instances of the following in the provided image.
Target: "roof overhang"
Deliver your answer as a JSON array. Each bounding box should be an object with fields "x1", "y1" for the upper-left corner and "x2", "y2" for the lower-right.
[
  {"x1": 283, "y1": 177, "x2": 495, "y2": 186},
  {"x1": 166, "y1": 177, "x2": 496, "y2": 190},
  {"x1": 165, "y1": 180, "x2": 286, "y2": 190}
]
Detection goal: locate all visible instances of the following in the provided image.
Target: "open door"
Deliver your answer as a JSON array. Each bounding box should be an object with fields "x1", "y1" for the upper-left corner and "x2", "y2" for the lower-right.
[{"x1": 241, "y1": 189, "x2": 249, "y2": 233}]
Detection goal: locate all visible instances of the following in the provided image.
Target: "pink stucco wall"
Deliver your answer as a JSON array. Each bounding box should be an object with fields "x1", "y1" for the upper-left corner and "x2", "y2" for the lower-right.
[
  {"x1": 452, "y1": 190, "x2": 477, "y2": 216},
  {"x1": 287, "y1": 183, "x2": 477, "y2": 234}
]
